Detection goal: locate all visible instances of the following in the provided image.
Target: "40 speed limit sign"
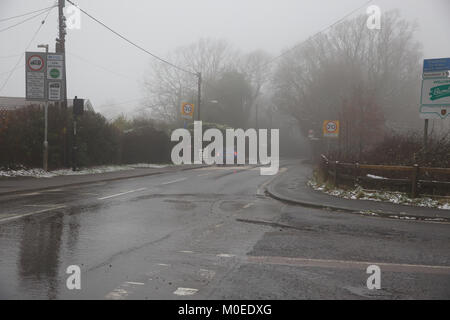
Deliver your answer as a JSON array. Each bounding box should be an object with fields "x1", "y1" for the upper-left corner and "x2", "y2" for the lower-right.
[
  {"x1": 323, "y1": 120, "x2": 339, "y2": 138},
  {"x1": 181, "y1": 102, "x2": 194, "y2": 120}
]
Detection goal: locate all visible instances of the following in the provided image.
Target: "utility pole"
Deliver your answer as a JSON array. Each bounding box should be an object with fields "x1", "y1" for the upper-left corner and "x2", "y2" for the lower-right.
[
  {"x1": 197, "y1": 72, "x2": 202, "y2": 121},
  {"x1": 56, "y1": 0, "x2": 69, "y2": 166},
  {"x1": 255, "y1": 103, "x2": 258, "y2": 130}
]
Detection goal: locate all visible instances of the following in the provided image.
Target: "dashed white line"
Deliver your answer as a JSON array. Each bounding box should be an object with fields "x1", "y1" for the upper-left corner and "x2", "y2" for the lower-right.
[
  {"x1": 160, "y1": 177, "x2": 187, "y2": 185},
  {"x1": 0, "y1": 205, "x2": 66, "y2": 224},
  {"x1": 197, "y1": 173, "x2": 211, "y2": 177},
  {"x1": 125, "y1": 281, "x2": 145, "y2": 286},
  {"x1": 217, "y1": 253, "x2": 235, "y2": 258},
  {"x1": 98, "y1": 188, "x2": 147, "y2": 200}
]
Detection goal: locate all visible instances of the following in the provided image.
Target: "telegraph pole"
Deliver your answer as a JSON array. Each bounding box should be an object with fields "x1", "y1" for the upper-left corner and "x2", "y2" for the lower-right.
[
  {"x1": 56, "y1": 0, "x2": 69, "y2": 166},
  {"x1": 197, "y1": 72, "x2": 202, "y2": 121}
]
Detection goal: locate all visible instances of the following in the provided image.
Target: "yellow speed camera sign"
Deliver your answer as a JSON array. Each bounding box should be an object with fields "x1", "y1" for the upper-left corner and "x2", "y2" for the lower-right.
[
  {"x1": 323, "y1": 120, "x2": 339, "y2": 138},
  {"x1": 181, "y1": 102, "x2": 194, "y2": 119}
]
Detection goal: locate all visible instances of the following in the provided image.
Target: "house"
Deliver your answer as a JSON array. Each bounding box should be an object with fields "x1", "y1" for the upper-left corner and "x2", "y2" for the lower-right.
[{"x1": 0, "y1": 96, "x2": 94, "y2": 113}]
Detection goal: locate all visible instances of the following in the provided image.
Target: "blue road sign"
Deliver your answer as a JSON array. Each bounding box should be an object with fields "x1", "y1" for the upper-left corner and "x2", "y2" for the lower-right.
[{"x1": 423, "y1": 58, "x2": 450, "y2": 73}]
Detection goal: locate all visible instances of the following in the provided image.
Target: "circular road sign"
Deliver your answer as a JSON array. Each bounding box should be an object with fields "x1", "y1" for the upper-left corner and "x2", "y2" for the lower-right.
[
  {"x1": 326, "y1": 121, "x2": 337, "y2": 133},
  {"x1": 49, "y1": 68, "x2": 61, "y2": 79},
  {"x1": 183, "y1": 103, "x2": 192, "y2": 114},
  {"x1": 27, "y1": 55, "x2": 45, "y2": 72}
]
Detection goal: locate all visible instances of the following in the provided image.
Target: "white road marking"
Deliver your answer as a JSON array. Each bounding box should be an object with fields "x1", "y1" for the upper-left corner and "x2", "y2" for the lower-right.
[
  {"x1": 20, "y1": 192, "x2": 41, "y2": 196},
  {"x1": 173, "y1": 287, "x2": 198, "y2": 296},
  {"x1": 0, "y1": 205, "x2": 66, "y2": 224},
  {"x1": 199, "y1": 269, "x2": 216, "y2": 280},
  {"x1": 23, "y1": 204, "x2": 59, "y2": 207},
  {"x1": 105, "y1": 288, "x2": 129, "y2": 300},
  {"x1": 161, "y1": 177, "x2": 187, "y2": 185},
  {"x1": 217, "y1": 253, "x2": 235, "y2": 258},
  {"x1": 179, "y1": 250, "x2": 194, "y2": 253},
  {"x1": 106, "y1": 281, "x2": 145, "y2": 299},
  {"x1": 157, "y1": 263, "x2": 170, "y2": 266},
  {"x1": 197, "y1": 173, "x2": 211, "y2": 177},
  {"x1": 125, "y1": 281, "x2": 145, "y2": 285},
  {"x1": 98, "y1": 188, "x2": 147, "y2": 200}
]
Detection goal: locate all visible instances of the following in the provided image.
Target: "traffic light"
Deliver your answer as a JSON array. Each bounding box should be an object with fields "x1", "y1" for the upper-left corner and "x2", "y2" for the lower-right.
[{"x1": 73, "y1": 96, "x2": 84, "y2": 116}]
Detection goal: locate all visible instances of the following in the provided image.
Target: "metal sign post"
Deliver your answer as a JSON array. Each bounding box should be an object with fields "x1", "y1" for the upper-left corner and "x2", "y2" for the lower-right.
[{"x1": 26, "y1": 50, "x2": 65, "y2": 171}]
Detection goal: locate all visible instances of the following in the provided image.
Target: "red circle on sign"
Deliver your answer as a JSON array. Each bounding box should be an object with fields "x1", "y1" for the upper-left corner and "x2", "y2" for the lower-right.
[{"x1": 27, "y1": 55, "x2": 45, "y2": 71}]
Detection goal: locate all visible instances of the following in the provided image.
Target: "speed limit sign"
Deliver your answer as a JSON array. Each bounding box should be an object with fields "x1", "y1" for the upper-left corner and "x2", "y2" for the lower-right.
[
  {"x1": 181, "y1": 102, "x2": 194, "y2": 119},
  {"x1": 323, "y1": 120, "x2": 339, "y2": 138}
]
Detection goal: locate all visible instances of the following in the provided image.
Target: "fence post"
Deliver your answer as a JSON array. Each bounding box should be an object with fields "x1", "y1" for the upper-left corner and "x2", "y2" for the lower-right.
[
  {"x1": 333, "y1": 161, "x2": 339, "y2": 187},
  {"x1": 411, "y1": 164, "x2": 419, "y2": 198},
  {"x1": 355, "y1": 162, "x2": 360, "y2": 187}
]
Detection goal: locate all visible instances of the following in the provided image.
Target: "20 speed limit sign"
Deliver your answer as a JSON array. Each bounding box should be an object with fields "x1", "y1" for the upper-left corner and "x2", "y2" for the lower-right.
[
  {"x1": 181, "y1": 102, "x2": 194, "y2": 119},
  {"x1": 323, "y1": 120, "x2": 339, "y2": 138}
]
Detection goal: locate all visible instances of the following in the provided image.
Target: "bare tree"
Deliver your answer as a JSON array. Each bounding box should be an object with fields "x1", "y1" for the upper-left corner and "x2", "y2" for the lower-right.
[
  {"x1": 272, "y1": 10, "x2": 423, "y2": 149},
  {"x1": 143, "y1": 38, "x2": 238, "y2": 123}
]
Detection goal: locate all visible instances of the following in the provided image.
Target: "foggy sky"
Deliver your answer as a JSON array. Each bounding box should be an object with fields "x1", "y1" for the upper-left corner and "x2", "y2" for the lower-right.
[{"x1": 1, "y1": 0, "x2": 449, "y2": 119}]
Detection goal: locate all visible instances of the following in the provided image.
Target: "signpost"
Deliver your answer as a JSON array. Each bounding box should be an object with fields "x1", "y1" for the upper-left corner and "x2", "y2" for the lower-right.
[
  {"x1": 323, "y1": 120, "x2": 339, "y2": 138},
  {"x1": 423, "y1": 58, "x2": 450, "y2": 73},
  {"x1": 26, "y1": 51, "x2": 66, "y2": 171},
  {"x1": 181, "y1": 102, "x2": 194, "y2": 120},
  {"x1": 26, "y1": 52, "x2": 46, "y2": 101},
  {"x1": 420, "y1": 57, "x2": 450, "y2": 147}
]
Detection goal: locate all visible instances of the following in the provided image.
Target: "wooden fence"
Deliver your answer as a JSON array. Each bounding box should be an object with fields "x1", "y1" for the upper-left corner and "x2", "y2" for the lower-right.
[{"x1": 319, "y1": 154, "x2": 450, "y2": 197}]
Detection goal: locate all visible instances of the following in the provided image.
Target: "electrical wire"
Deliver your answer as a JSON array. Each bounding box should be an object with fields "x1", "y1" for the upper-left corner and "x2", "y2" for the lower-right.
[
  {"x1": 67, "y1": 51, "x2": 137, "y2": 81},
  {"x1": 0, "y1": 7, "x2": 55, "y2": 93},
  {"x1": 0, "y1": 7, "x2": 54, "y2": 33},
  {"x1": 0, "y1": 5, "x2": 57, "y2": 23},
  {"x1": 259, "y1": 0, "x2": 373, "y2": 69},
  {"x1": 66, "y1": 0, "x2": 198, "y2": 77}
]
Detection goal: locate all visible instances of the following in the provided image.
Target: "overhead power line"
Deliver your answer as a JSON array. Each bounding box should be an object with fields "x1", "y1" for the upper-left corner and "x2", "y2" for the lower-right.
[
  {"x1": 0, "y1": 7, "x2": 55, "y2": 33},
  {"x1": 66, "y1": 0, "x2": 197, "y2": 76},
  {"x1": 67, "y1": 51, "x2": 138, "y2": 81},
  {"x1": 259, "y1": 0, "x2": 373, "y2": 69},
  {"x1": 0, "y1": 5, "x2": 57, "y2": 23},
  {"x1": 0, "y1": 7, "x2": 55, "y2": 93}
]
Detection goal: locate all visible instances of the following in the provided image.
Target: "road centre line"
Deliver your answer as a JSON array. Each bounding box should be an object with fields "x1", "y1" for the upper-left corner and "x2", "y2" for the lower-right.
[
  {"x1": 197, "y1": 173, "x2": 210, "y2": 177},
  {"x1": 160, "y1": 177, "x2": 187, "y2": 185},
  {"x1": 98, "y1": 188, "x2": 147, "y2": 200},
  {"x1": 0, "y1": 205, "x2": 67, "y2": 224}
]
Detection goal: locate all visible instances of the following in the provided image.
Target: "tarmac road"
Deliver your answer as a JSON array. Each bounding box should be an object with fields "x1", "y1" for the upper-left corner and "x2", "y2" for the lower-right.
[{"x1": 0, "y1": 161, "x2": 449, "y2": 299}]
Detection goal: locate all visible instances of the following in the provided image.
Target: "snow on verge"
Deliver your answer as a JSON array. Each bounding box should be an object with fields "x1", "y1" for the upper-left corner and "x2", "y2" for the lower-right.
[
  {"x1": 307, "y1": 180, "x2": 450, "y2": 210},
  {"x1": 0, "y1": 164, "x2": 170, "y2": 178}
]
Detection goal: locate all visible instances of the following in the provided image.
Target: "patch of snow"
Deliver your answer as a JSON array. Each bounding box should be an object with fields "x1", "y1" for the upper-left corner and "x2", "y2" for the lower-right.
[
  {"x1": 308, "y1": 179, "x2": 450, "y2": 211},
  {"x1": 0, "y1": 163, "x2": 171, "y2": 178}
]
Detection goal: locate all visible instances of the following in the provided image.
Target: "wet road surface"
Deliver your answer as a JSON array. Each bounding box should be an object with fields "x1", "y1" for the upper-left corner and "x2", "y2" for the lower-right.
[{"x1": 0, "y1": 163, "x2": 449, "y2": 299}]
